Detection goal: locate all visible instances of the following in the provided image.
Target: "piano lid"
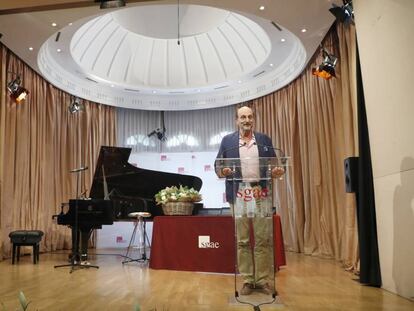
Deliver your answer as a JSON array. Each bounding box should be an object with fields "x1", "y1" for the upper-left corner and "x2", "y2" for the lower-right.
[{"x1": 89, "y1": 146, "x2": 202, "y2": 200}]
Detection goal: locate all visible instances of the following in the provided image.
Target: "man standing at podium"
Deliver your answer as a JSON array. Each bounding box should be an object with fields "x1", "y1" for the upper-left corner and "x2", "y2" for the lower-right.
[{"x1": 215, "y1": 105, "x2": 284, "y2": 295}]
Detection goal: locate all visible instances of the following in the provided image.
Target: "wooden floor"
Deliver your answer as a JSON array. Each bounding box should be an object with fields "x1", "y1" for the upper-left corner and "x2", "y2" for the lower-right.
[{"x1": 0, "y1": 250, "x2": 412, "y2": 311}]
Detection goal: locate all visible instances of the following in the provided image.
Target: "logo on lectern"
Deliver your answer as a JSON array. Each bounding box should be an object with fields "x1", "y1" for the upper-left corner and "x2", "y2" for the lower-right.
[
  {"x1": 198, "y1": 235, "x2": 220, "y2": 248},
  {"x1": 236, "y1": 187, "x2": 270, "y2": 202}
]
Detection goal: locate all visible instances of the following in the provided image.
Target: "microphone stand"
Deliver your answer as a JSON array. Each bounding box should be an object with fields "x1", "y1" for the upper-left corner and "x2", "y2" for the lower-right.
[
  {"x1": 55, "y1": 166, "x2": 99, "y2": 273},
  {"x1": 253, "y1": 142, "x2": 286, "y2": 165}
]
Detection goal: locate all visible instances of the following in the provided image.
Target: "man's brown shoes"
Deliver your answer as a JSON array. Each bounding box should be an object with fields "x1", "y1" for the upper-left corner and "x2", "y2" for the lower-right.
[
  {"x1": 240, "y1": 283, "x2": 253, "y2": 295},
  {"x1": 260, "y1": 283, "x2": 274, "y2": 295},
  {"x1": 240, "y1": 283, "x2": 276, "y2": 296}
]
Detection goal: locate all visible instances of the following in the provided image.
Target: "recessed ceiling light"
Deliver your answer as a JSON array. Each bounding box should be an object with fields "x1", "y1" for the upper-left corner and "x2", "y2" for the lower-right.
[
  {"x1": 28, "y1": 47, "x2": 33, "y2": 51},
  {"x1": 56, "y1": 48, "x2": 62, "y2": 53},
  {"x1": 197, "y1": 89, "x2": 201, "y2": 93},
  {"x1": 281, "y1": 38, "x2": 286, "y2": 42},
  {"x1": 52, "y1": 22, "x2": 57, "y2": 27},
  {"x1": 152, "y1": 90, "x2": 157, "y2": 94},
  {"x1": 68, "y1": 23, "x2": 73, "y2": 26},
  {"x1": 301, "y1": 28, "x2": 307, "y2": 33},
  {"x1": 237, "y1": 80, "x2": 242, "y2": 84},
  {"x1": 259, "y1": 6, "x2": 265, "y2": 11},
  {"x1": 269, "y1": 63, "x2": 274, "y2": 67},
  {"x1": 110, "y1": 84, "x2": 114, "y2": 88}
]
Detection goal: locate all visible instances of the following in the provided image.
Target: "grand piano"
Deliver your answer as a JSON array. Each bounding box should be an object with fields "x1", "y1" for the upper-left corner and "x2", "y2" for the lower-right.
[{"x1": 56, "y1": 146, "x2": 203, "y2": 260}]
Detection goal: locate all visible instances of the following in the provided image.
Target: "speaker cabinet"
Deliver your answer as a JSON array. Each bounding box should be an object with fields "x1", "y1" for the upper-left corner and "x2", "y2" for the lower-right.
[{"x1": 344, "y1": 157, "x2": 359, "y2": 193}]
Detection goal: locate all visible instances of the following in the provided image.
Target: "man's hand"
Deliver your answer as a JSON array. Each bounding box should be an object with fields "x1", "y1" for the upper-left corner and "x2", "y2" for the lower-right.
[
  {"x1": 271, "y1": 166, "x2": 285, "y2": 178},
  {"x1": 221, "y1": 167, "x2": 233, "y2": 177}
]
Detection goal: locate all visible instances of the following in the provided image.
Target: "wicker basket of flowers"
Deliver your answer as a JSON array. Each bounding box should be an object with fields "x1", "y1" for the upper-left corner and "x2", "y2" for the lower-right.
[{"x1": 155, "y1": 185, "x2": 202, "y2": 216}]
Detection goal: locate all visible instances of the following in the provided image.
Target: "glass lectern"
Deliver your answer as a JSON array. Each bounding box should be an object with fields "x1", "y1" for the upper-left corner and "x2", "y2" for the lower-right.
[{"x1": 215, "y1": 156, "x2": 289, "y2": 307}]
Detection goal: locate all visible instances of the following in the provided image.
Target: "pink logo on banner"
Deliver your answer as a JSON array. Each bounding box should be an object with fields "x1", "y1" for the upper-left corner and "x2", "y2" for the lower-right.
[
  {"x1": 178, "y1": 167, "x2": 185, "y2": 173},
  {"x1": 236, "y1": 187, "x2": 269, "y2": 202},
  {"x1": 116, "y1": 236, "x2": 123, "y2": 243},
  {"x1": 161, "y1": 155, "x2": 167, "y2": 161},
  {"x1": 204, "y1": 165, "x2": 211, "y2": 171}
]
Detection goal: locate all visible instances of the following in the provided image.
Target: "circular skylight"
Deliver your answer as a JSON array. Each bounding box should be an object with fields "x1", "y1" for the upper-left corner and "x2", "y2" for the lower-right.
[{"x1": 38, "y1": 4, "x2": 306, "y2": 110}]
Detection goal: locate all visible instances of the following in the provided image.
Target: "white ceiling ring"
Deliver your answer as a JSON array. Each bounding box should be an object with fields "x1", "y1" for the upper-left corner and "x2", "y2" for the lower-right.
[
  {"x1": 0, "y1": 1, "x2": 337, "y2": 110},
  {"x1": 37, "y1": 4, "x2": 306, "y2": 110}
]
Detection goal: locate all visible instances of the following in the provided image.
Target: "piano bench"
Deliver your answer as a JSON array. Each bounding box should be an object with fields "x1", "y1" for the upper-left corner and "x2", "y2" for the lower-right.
[{"x1": 9, "y1": 230, "x2": 44, "y2": 264}]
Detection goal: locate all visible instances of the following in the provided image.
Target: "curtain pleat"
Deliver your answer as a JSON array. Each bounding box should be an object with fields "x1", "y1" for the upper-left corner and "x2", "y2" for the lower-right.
[
  {"x1": 0, "y1": 44, "x2": 7, "y2": 260},
  {"x1": 117, "y1": 106, "x2": 235, "y2": 152},
  {"x1": 251, "y1": 24, "x2": 358, "y2": 269},
  {"x1": 0, "y1": 44, "x2": 116, "y2": 259},
  {"x1": 117, "y1": 108, "x2": 162, "y2": 152}
]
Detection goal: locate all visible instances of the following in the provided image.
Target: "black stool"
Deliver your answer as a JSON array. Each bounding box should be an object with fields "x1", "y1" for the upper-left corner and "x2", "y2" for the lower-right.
[{"x1": 9, "y1": 230, "x2": 44, "y2": 264}]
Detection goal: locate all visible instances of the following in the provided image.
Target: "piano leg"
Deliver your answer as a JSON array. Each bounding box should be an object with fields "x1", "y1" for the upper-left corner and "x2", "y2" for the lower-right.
[
  {"x1": 54, "y1": 227, "x2": 99, "y2": 272},
  {"x1": 67, "y1": 226, "x2": 80, "y2": 262},
  {"x1": 67, "y1": 227, "x2": 85, "y2": 262},
  {"x1": 80, "y1": 229, "x2": 92, "y2": 261}
]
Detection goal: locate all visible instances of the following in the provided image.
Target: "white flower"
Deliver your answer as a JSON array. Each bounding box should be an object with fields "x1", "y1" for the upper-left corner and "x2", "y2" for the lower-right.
[{"x1": 155, "y1": 185, "x2": 202, "y2": 205}]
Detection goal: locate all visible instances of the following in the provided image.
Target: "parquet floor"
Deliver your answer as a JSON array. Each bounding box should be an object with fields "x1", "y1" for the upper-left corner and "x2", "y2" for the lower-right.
[{"x1": 0, "y1": 250, "x2": 413, "y2": 311}]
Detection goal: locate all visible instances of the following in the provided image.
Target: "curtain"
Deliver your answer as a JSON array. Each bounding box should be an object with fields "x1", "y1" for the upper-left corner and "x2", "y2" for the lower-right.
[
  {"x1": 117, "y1": 105, "x2": 235, "y2": 152},
  {"x1": 251, "y1": 23, "x2": 359, "y2": 270},
  {"x1": 0, "y1": 43, "x2": 7, "y2": 260},
  {"x1": 0, "y1": 44, "x2": 116, "y2": 260},
  {"x1": 117, "y1": 108, "x2": 162, "y2": 152},
  {"x1": 355, "y1": 38, "x2": 381, "y2": 286}
]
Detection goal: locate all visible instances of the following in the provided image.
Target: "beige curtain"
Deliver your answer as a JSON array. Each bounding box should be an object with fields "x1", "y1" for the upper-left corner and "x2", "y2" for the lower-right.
[
  {"x1": 0, "y1": 42, "x2": 7, "y2": 260},
  {"x1": 250, "y1": 24, "x2": 359, "y2": 270},
  {"x1": 0, "y1": 44, "x2": 116, "y2": 260}
]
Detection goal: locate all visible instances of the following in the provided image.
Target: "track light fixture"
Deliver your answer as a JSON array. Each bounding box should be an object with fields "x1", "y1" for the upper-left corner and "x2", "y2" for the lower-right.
[
  {"x1": 312, "y1": 47, "x2": 338, "y2": 80},
  {"x1": 329, "y1": 0, "x2": 354, "y2": 24},
  {"x1": 148, "y1": 111, "x2": 167, "y2": 141},
  {"x1": 68, "y1": 96, "x2": 83, "y2": 114},
  {"x1": 7, "y1": 74, "x2": 29, "y2": 103},
  {"x1": 147, "y1": 128, "x2": 167, "y2": 141},
  {"x1": 95, "y1": 0, "x2": 126, "y2": 9}
]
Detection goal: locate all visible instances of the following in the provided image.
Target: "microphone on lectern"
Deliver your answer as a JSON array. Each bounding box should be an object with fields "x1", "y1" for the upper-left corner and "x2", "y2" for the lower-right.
[{"x1": 253, "y1": 142, "x2": 286, "y2": 164}]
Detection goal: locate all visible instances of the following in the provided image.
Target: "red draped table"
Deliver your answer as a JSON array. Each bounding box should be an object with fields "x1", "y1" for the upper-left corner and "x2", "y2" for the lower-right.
[{"x1": 149, "y1": 215, "x2": 285, "y2": 273}]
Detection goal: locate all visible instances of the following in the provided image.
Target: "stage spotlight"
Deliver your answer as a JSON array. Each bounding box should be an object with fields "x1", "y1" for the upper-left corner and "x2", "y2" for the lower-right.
[
  {"x1": 7, "y1": 75, "x2": 29, "y2": 103},
  {"x1": 329, "y1": 0, "x2": 354, "y2": 24},
  {"x1": 95, "y1": 0, "x2": 126, "y2": 9},
  {"x1": 147, "y1": 128, "x2": 167, "y2": 142},
  {"x1": 68, "y1": 97, "x2": 83, "y2": 114},
  {"x1": 312, "y1": 48, "x2": 338, "y2": 80},
  {"x1": 147, "y1": 111, "x2": 167, "y2": 142}
]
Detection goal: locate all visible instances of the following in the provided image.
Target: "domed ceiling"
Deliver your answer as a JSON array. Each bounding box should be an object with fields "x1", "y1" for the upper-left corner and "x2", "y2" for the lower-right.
[{"x1": 0, "y1": 0, "x2": 340, "y2": 110}]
